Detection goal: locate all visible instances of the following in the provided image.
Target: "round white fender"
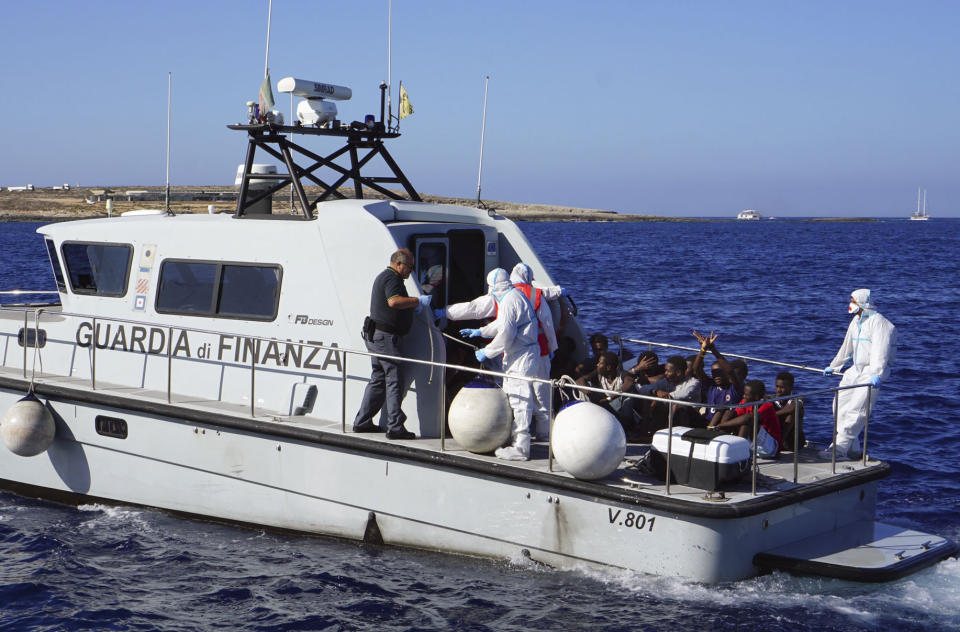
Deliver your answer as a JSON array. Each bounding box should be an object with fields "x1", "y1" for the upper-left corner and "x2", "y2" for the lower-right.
[
  {"x1": 552, "y1": 401, "x2": 626, "y2": 480},
  {"x1": 448, "y1": 379, "x2": 512, "y2": 454},
  {"x1": 2, "y1": 392, "x2": 56, "y2": 457}
]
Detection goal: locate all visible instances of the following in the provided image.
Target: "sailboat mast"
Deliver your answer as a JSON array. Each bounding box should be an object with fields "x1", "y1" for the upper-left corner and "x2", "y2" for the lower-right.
[{"x1": 923, "y1": 189, "x2": 927, "y2": 217}]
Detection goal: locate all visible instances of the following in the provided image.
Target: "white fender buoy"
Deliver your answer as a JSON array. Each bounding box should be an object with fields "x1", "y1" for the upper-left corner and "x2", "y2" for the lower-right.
[
  {"x1": 2, "y1": 392, "x2": 56, "y2": 457},
  {"x1": 448, "y1": 378, "x2": 512, "y2": 454},
  {"x1": 552, "y1": 401, "x2": 626, "y2": 480}
]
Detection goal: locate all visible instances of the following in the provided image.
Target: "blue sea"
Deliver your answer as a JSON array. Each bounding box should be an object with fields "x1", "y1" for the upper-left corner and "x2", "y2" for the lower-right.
[{"x1": 1, "y1": 218, "x2": 959, "y2": 631}]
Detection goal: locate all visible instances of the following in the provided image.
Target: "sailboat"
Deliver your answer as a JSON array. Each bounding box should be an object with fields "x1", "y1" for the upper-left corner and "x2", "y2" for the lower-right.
[{"x1": 909, "y1": 187, "x2": 930, "y2": 221}]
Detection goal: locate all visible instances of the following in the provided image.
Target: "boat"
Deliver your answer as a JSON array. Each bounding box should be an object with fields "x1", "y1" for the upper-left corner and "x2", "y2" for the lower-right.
[
  {"x1": 0, "y1": 76, "x2": 956, "y2": 584},
  {"x1": 909, "y1": 187, "x2": 930, "y2": 221},
  {"x1": 737, "y1": 209, "x2": 762, "y2": 220}
]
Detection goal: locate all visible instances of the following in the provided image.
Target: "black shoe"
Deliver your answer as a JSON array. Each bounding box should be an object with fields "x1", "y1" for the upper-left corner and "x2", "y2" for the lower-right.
[
  {"x1": 352, "y1": 423, "x2": 383, "y2": 433},
  {"x1": 386, "y1": 429, "x2": 416, "y2": 440}
]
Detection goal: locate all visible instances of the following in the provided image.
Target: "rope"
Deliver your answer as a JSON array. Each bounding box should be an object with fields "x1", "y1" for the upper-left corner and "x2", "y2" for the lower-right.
[
  {"x1": 426, "y1": 313, "x2": 435, "y2": 385},
  {"x1": 442, "y1": 331, "x2": 479, "y2": 350},
  {"x1": 555, "y1": 374, "x2": 588, "y2": 405}
]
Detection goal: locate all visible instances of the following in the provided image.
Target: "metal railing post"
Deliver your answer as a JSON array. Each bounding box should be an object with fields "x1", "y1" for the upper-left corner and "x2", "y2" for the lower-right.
[
  {"x1": 793, "y1": 397, "x2": 801, "y2": 484},
  {"x1": 665, "y1": 404, "x2": 674, "y2": 495},
  {"x1": 22, "y1": 311, "x2": 27, "y2": 378},
  {"x1": 91, "y1": 317, "x2": 97, "y2": 390},
  {"x1": 250, "y1": 340, "x2": 256, "y2": 417},
  {"x1": 31, "y1": 309, "x2": 43, "y2": 385},
  {"x1": 548, "y1": 380, "x2": 555, "y2": 472},
  {"x1": 166, "y1": 326, "x2": 172, "y2": 403},
  {"x1": 862, "y1": 384, "x2": 872, "y2": 465},
  {"x1": 751, "y1": 406, "x2": 759, "y2": 495},
  {"x1": 341, "y1": 348, "x2": 348, "y2": 432},
  {"x1": 440, "y1": 365, "x2": 447, "y2": 451},
  {"x1": 831, "y1": 389, "x2": 839, "y2": 474}
]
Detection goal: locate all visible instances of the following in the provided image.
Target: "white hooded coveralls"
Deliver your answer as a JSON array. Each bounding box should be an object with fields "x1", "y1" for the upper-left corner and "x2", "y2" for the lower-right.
[
  {"x1": 478, "y1": 269, "x2": 539, "y2": 459},
  {"x1": 509, "y1": 264, "x2": 559, "y2": 438},
  {"x1": 826, "y1": 289, "x2": 896, "y2": 456}
]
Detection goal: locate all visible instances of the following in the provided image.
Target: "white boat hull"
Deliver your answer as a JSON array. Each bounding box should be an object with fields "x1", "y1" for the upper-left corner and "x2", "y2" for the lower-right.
[{"x1": 3, "y1": 380, "x2": 934, "y2": 584}]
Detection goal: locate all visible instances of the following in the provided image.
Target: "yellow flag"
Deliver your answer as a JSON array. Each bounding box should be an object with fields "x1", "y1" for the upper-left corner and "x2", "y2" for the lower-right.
[{"x1": 399, "y1": 84, "x2": 414, "y2": 119}]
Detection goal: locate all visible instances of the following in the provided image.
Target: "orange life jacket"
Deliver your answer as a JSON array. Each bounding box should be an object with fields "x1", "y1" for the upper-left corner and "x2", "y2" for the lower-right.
[{"x1": 513, "y1": 283, "x2": 549, "y2": 357}]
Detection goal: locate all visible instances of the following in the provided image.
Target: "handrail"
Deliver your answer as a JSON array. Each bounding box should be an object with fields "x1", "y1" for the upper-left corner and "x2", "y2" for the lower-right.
[
  {"x1": 0, "y1": 290, "x2": 59, "y2": 295},
  {"x1": 623, "y1": 338, "x2": 828, "y2": 375},
  {"x1": 10, "y1": 305, "x2": 875, "y2": 495}
]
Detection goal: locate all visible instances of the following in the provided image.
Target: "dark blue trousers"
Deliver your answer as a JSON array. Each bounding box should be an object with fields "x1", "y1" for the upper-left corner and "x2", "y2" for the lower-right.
[{"x1": 353, "y1": 331, "x2": 407, "y2": 432}]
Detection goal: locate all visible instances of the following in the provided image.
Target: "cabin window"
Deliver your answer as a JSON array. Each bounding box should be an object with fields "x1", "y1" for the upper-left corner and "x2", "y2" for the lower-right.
[
  {"x1": 156, "y1": 260, "x2": 282, "y2": 321},
  {"x1": 44, "y1": 239, "x2": 66, "y2": 293},
  {"x1": 218, "y1": 264, "x2": 282, "y2": 319},
  {"x1": 156, "y1": 261, "x2": 218, "y2": 314},
  {"x1": 61, "y1": 242, "x2": 132, "y2": 297},
  {"x1": 415, "y1": 241, "x2": 447, "y2": 308}
]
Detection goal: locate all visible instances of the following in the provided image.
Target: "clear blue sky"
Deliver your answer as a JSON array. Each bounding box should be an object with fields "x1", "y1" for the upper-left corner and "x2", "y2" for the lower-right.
[{"x1": 1, "y1": 1, "x2": 957, "y2": 217}]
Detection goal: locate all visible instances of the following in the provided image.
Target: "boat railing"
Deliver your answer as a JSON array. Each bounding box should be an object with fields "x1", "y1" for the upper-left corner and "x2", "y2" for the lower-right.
[
  {"x1": 622, "y1": 337, "x2": 827, "y2": 375},
  {"x1": 3, "y1": 306, "x2": 874, "y2": 496}
]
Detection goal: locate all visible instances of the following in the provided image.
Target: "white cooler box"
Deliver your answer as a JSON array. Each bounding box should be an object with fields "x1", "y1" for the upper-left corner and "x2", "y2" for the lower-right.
[{"x1": 649, "y1": 426, "x2": 751, "y2": 491}]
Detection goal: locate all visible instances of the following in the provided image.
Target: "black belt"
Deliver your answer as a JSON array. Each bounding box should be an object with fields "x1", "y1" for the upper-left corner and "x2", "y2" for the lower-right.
[{"x1": 374, "y1": 321, "x2": 399, "y2": 334}]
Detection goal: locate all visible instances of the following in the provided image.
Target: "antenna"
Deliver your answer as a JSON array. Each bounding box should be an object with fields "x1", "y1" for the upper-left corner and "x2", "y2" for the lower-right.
[
  {"x1": 264, "y1": 0, "x2": 273, "y2": 80},
  {"x1": 476, "y1": 76, "x2": 490, "y2": 209},
  {"x1": 164, "y1": 71, "x2": 171, "y2": 214},
  {"x1": 387, "y1": 0, "x2": 393, "y2": 130}
]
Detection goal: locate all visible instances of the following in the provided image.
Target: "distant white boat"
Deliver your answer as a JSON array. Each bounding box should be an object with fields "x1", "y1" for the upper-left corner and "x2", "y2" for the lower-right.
[
  {"x1": 737, "y1": 209, "x2": 762, "y2": 220},
  {"x1": 909, "y1": 187, "x2": 930, "y2": 221}
]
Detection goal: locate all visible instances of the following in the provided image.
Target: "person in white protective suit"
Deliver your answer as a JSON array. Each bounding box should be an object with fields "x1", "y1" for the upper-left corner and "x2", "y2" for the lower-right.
[
  {"x1": 460, "y1": 268, "x2": 540, "y2": 460},
  {"x1": 437, "y1": 265, "x2": 566, "y2": 436},
  {"x1": 822, "y1": 289, "x2": 896, "y2": 459},
  {"x1": 509, "y1": 263, "x2": 560, "y2": 439}
]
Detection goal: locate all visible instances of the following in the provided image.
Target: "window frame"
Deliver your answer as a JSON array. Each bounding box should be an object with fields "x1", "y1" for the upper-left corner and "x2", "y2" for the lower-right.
[
  {"x1": 60, "y1": 241, "x2": 133, "y2": 297},
  {"x1": 44, "y1": 238, "x2": 67, "y2": 293},
  {"x1": 154, "y1": 258, "x2": 283, "y2": 322}
]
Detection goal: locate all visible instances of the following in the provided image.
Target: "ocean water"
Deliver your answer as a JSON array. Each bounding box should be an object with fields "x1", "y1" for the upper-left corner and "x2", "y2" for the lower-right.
[{"x1": 1, "y1": 218, "x2": 959, "y2": 631}]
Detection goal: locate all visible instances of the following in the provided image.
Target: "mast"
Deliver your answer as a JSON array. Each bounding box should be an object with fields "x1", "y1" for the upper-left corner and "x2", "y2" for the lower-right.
[
  {"x1": 387, "y1": 0, "x2": 393, "y2": 130},
  {"x1": 476, "y1": 76, "x2": 490, "y2": 208},
  {"x1": 263, "y1": 0, "x2": 273, "y2": 80},
  {"x1": 164, "y1": 71, "x2": 171, "y2": 214},
  {"x1": 923, "y1": 189, "x2": 927, "y2": 217},
  {"x1": 916, "y1": 186, "x2": 921, "y2": 216}
]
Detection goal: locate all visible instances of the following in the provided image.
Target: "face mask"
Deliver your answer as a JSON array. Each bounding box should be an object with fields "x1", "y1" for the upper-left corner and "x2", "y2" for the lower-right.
[{"x1": 848, "y1": 301, "x2": 860, "y2": 314}]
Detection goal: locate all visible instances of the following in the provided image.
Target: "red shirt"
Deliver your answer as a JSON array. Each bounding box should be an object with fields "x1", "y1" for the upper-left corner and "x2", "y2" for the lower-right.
[{"x1": 734, "y1": 400, "x2": 782, "y2": 448}]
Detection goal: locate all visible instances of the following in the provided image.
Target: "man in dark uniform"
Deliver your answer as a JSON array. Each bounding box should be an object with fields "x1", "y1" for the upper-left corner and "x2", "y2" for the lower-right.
[{"x1": 352, "y1": 249, "x2": 430, "y2": 439}]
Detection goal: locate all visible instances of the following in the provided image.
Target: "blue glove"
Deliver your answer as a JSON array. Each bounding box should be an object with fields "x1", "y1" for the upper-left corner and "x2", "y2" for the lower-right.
[
  {"x1": 433, "y1": 307, "x2": 446, "y2": 320},
  {"x1": 823, "y1": 366, "x2": 835, "y2": 376},
  {"x1": 414, "y1": 294, "x2": 432, "y2": 314},
  {"x1": 460, "y1": 328, "x2": 482, "y2": 338},
  {"x1": 475, "y1": 349, "x2": 488, "y2": 363},
  {"x1": 868, "y1": 375, "x2": 880, "y2": 387},
  {"x1": 560, "y1": 287, "x2": 569, "y2": 297}
]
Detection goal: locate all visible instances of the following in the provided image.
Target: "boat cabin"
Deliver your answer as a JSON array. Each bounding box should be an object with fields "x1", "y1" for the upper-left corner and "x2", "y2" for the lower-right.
[{"x1": 29, "y1": 196, "x2": 582, "y2": 437}]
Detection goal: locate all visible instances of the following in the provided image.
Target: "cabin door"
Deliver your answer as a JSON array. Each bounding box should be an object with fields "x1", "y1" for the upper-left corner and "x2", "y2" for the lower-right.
[{"x1": 412, "y1": 230, "x2": 486, "y2": 310}]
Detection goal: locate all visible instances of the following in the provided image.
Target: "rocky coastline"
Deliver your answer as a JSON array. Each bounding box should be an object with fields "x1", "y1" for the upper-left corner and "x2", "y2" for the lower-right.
[{"x1": 0, "y1": 186, "x2": 871, "y2": 222}]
